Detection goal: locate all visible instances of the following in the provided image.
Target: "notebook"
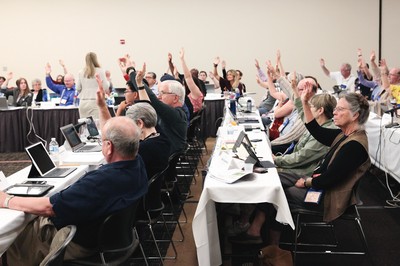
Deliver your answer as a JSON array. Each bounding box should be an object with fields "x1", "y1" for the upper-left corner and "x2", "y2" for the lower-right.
[
  {"x1": 60, "y1": 124, "x2": 102, "y2": 152},
  {"x1": 25, "y1": 142, "x2": 76, "y2": 178}
]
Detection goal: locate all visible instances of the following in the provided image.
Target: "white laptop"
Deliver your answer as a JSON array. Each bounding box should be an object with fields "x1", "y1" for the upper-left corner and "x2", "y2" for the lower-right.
[
  {"x1": 25, "y1": 142, "x2": 76, "y2": 178},
  {"x1": 60, "y1": 124, "x2": 102, "y2": 152}
]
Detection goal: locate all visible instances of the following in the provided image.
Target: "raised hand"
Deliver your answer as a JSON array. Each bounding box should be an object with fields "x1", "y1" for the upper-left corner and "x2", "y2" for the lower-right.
[
  {"x1": 320, "y1": 58, "x2": 325, "y2": 67},
  {"x1": 357, "y1": 48, "x2": 363, "y2": 58},
  {"x1": 95, "y1": 73, "x2": 106, "y2": 108},
  {"x1": 301, "y1": 81, "x2": 314, "y2": 103},
  {"x1": 255, "y1": 59, "x2": 260, "y2": 69},
  {"x1": 370, "y1": 50, "x2": 376, "y2": 62},
  {"x1": 59, "y1": 59, "x2": 65, "y2": 67},
  {"x1": 6, "y1": 71, "x2": 13, "y2": 80},
  {"x1": 221, "y1": 60, "x2": 226, "y2": 69},
  {"x1": 45, "y1": 63, "x2": 51, "y2": 75},
  {"x1": 179, "y1": 47, "x2": 185, "y2": 60},
  {"x1": 213, "y1": 57, "x2": 220, "y2": 65},
  {"x1": 135, "y1": 63, "x2": 146, "y2": 86},
  {"x1": 276, "y1": 50, "x2": 281, "y2": 63},
  {"x1": 168, "y1": 52, "x2": 173, "y2": 62}
]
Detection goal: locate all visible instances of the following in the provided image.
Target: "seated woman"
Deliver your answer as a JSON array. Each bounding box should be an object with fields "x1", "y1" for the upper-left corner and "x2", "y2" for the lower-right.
[
  {"x1": 31, "y1": 78, "x2": 48, "y2": 102},
  {"x1": 212, "y1": 57, "x2": 245, "y2": 95},
  {"x1": 9, "y1": 77, "x2": 33, "y2": 106},
  {"x1": 231, "y1": 88, "x2": 371, "y2": 246},
  {"x1": 274, "y1": 93, "x2": 337, "y2": 176}
]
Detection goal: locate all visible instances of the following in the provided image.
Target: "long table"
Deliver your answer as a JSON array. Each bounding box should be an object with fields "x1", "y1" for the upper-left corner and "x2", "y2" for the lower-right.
[
  {"x1": 0, "y1": 106, "x2": 80, "y2": 153},
  {"x1": 192, "y1": 107, "x2": 294, "y2": 266},
  {"x1": 0, "y1": 165, "x2": 89, "y2": 256},
  {"x1": 365, "y1": 112, "x2": 400, "y2": 183}
]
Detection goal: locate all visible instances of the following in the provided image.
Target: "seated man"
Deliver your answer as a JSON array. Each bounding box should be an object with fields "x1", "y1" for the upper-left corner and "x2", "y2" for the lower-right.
[
  {"x1": 0, "y1": 116, "x2": 148, "y2": 265},
  {"x1": 45, "y1": 63, "x2": 76, "y2": 106}
]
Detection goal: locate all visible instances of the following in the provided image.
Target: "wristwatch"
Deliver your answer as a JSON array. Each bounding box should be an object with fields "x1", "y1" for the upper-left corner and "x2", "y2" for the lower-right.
[{"x1": 4, "y1": 195, "x2": 14, "y2": 208}]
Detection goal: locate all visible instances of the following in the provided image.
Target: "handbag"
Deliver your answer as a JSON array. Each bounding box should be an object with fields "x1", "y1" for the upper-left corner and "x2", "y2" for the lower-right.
[{"x1": 258, "y1": 245, "x2": 293, "y2": 266}]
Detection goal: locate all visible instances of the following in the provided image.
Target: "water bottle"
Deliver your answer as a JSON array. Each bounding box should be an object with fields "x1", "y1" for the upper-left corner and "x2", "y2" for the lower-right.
[
  {"x1": 49, "y1": 138, "x2": 60, "y2": 166},
  {"x1": 229, "y1": 99, "x2": 236, "y2": 117},
  {"x1": 73, "y1": 90, "x2": 80, "y2": 107},
  {"x1": 246, "y1": 99, "x2": 252, "y2": 113},
  {"x1": 235, "y1": 88, "x2": 240, "y2": 100}
]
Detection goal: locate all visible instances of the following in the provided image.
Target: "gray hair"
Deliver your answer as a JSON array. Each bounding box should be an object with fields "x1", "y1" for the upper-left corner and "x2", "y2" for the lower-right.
[
  {"x1": 165, "y1": 80, "x2": 185, "y2": 104},
  {"x1": 102, "y1": 117, "x2": 140, "y2": 158},
  {"x1": 31, "y1": 78, "x2": 42, "y2": 86},
  {"x1": 339, "y1": 93, "x2": 370, "y2": 126},
  {"x1": 126, "y1": 102, "x2": 157, "y2": 128}
]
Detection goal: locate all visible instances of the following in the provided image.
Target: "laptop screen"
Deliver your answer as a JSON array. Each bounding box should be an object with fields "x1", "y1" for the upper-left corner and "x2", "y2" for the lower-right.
[
  {"x1": 25, "y1": 142, "x2": 56, "y2": 176},
  {"x1": 60, "y1": 124, "x2": 83, "y2": 150}
]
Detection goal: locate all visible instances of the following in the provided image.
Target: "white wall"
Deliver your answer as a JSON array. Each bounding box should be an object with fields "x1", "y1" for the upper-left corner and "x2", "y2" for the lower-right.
[{"x1": 0, "y1": 0, "x2": 398, "y2": 103}]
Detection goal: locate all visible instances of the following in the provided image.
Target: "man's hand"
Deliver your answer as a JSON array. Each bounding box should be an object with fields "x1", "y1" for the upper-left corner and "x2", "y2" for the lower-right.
[
  {"x1": 320, "y1": 58, "x2": 325, "y2": 67},
  {"x1": 370, "y1": 50, "x2": 376, "y2": 62},
  {"x1": 135, "y1": 63, "x2": 146, "y2": 87}
]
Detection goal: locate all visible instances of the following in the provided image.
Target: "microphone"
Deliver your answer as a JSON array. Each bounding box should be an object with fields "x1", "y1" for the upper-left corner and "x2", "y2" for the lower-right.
[{"x1": 384, "y1": 105, "x2": 400, "y2": 114}]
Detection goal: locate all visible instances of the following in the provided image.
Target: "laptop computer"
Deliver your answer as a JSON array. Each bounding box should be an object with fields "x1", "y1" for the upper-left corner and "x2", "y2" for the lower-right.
[
  {"x1": 0, "y1": 97, "x2": 8, "y2": 109},
  {"x1": 60, "y1": 124, "x2": 102, "y2": 152},
  {"x1": 241, "y1": 142, "x2": 276, "y2": 169},
  {"x1": 25, "y1": 142, "x2": 76, "y2": 178}
]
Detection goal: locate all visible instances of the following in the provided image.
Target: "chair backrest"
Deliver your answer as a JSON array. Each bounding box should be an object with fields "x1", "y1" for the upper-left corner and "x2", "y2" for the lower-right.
[
  {"x1": 39, "y1": 225, "x2": 77, "y2": 266},
  {"x1": 143, "y1": 165, "x2": 169, "y2": 213},
  {"x1": 97, "y1": 199, "x2": 140, "y2": 253}
]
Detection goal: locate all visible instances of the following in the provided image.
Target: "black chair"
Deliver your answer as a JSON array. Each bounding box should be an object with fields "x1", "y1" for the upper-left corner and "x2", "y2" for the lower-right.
[
  {"x1": 65, "y1": 200, "x2": 141, "y2": 266},
  {"x1": 39, "y1": 225, "x2": 77, "y2": 266},
  {"x1": 135, "y1": 167, "x2": 178, "y2": 264},
  {"x1": 288, "y1": 182, "x2": 372, "y2": 265}
]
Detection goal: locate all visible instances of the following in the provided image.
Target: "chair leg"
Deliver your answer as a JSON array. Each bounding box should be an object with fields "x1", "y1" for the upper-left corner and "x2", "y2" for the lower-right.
[{"x1": 133, "y1": 227, "x2": 149, "y2": 266}]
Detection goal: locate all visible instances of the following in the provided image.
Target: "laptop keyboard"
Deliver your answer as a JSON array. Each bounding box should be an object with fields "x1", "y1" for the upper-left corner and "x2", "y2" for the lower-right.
[
  {"x1": 76, "y1": 145, "x2": 101, "y2": 152},
  {"x1": 43, "y1": 168, "x2": 71, "y2": 177}
]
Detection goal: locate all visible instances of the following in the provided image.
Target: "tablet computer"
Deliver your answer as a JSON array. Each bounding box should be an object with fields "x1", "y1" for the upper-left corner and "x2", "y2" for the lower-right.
[{"x1": 4, "y1": 183, "x2": 54, "y2": 197}]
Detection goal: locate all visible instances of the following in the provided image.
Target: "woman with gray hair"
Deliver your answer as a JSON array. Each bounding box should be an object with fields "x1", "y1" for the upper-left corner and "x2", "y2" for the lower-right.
[
  {"x1": 31, "y1": 78, "x2": 48, "y2": 102},
  {"x1": 126, "y1": 102, "x2": 171, "y2": 180}
]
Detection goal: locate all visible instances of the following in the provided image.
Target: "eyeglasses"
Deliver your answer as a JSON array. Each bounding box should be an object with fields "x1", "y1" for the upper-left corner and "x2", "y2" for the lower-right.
[
  {"x1": 124, "y1": 90, "x2": 134, "y2": 94},
  {"x1": 333, "y1": 106, "x2": 350, "y2": 112},
  {"x1": 158, "y1": 91, "x2": 176, "y2": 96}
]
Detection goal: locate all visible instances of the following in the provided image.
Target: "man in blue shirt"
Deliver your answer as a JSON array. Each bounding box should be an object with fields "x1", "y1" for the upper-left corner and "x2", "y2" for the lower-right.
[
  {"x1": 1, "y1": 116, "x2": 148, "y2": 265},
  {"x1": 45, "y1": 63, "x2": 76, "y2": 106}
]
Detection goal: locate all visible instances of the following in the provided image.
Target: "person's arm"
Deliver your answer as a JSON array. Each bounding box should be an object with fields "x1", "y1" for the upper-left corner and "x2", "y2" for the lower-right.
[
  {"x1": 213, "y1": 57, "x2": 221, "y2": 80},
  {"x1": 273, "y1": 99, "x2": 294, "y2": 119},
  {"x1": 167, "y1": 52, "x2": 176, "y2": 76},
  {"x1": 380, "y1": 59, "x2": 390, "y2": 90},
  {"x1": 208, "y1": 71, "x2": 220, "y2": 89},
  {"x1": 369, "y1": 50, "x2": 380, "y2": 81},
  {"x1": 311, "y1": 141, "x2": 369, "y2": 189},
  {"x1": 276, "y1": 50, "x2": 286, "y2": 78},
  {"x1": 320, "y1": 58, "x2": 330, "y2": 76},
  {"x1": 255, "y1": 59, "x2": 268, "y2": 82},
  {"x1": 179, "y1": 48, "x2": 202, "y2": 99},
  {"x1": 0, "y1": 191, "x2": 55, "y2": 216},
  {"x1": 95, "y1": 73, "x2": 112, "y2": 130},
  {"x1": 59, "y1": 59, "x2": 68, "y2": 74},
  {"x1": 45, "y1": 63, "x2": 63, "y2": 94},
  {"x1": 1, "y1": 72, "x2": 13, "y2": 89},
  {"x1": 222, "y1": 60, "x2": 227, "y2": 80},
  {"x1": 357, "y1": 49, "x2": 373, "y2": 81}
]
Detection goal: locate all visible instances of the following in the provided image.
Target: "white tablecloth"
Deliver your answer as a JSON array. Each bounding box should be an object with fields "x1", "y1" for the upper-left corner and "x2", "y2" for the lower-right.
[
  {"x1": 365, "y1": 112, "x2": 400, "y2": 183},
  {"x1": 0, "y1": 165, "x2": 88, "y2": 256},
  {"x1": 192, "y1": 108, "x2": 294, "y2": 266}
]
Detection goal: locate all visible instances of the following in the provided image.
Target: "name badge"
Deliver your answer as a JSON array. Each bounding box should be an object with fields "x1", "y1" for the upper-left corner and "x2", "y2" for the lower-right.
[
  {"x1": 60, "y1": 98, "x2": 67, "y2": 104},
  {"x1": 304, "y1": 188, "x2": 323, "y2": 204}
]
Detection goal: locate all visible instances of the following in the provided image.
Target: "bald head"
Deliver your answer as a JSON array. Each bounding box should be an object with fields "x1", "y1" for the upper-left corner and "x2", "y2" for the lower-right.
[
  {"x1": 63, "y1": 73, "x2": 75, "y2": 88},
  {"x1": 102, "y1": 116, "x2": 141, "y2": 160}
]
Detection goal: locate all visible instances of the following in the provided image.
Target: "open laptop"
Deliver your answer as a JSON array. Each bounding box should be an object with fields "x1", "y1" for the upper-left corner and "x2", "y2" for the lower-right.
[
  {"x1": 0, "y1": 97, "x2": 8, "y2": 109},
  {"x1": 25, "y1": 142, "x2": 76, "y2": 178},
  {"x1": 241, "y1": 142, "x2": 275, "y2": 169},
  {"x1": 60, "y1": 124, "x2": 102, "y2": 152}
]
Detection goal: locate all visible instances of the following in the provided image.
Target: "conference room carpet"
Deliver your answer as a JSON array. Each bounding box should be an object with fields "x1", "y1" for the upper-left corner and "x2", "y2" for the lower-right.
[{"x1": 2, "y1": 143, "x2": 400, "y2": 266}]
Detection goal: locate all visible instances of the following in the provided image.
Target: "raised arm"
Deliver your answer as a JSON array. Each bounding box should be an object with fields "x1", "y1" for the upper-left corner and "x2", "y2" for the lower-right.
[
  {"x1": 369, "y1": 50, "x2": 380, "y2": 81},
  {"x1": 59, "y1": 59, "x2": 68, "y2": 74},
  {"x1": 179, "y1": 48, "x2": 202, "y2": 99},
  {"x1": 136, "y1": 63, "x2": 150, "y2": 102},
  {"x1": 276, "y1": 50, "x2": 286, "y2": 78},
  {"x1": 380, "y1": 59, "x2": 390, "y2": 90},
  {"x1": 301, "y1": 81, "x2": 315, "y2": 123},
  {"x1": 357, "y1": 49, "x2": 372, "y2": 80},
  {"x1": 208, "y1": 71, "x2": 220, "y2": 89},
  {"x1": 1, "y1": 72, "x2": 13, "y2": 89},
  {"x1": 213, "y1": 57, "x2": 221, "y2": 80},
  {"x1": 95, "y1": 73, "x2": 112, "y2": 130},
  {"x1": 320, "y1": 58, "x2": 330, "y2": 77}
]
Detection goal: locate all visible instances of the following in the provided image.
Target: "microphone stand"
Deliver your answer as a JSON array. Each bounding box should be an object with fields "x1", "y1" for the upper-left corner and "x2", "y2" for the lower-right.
[{"x1": 385, "y1": 109, "x2": 400, "y2": 128}]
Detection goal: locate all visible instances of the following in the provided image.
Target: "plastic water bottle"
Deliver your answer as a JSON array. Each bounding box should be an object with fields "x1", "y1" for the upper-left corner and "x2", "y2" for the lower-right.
[
  {"x1": 246, "y1": 99, "x2": 252, "y2": 113},
  {"x1": 49, "y1": 138, "x2": 60, "y2": 166},
  {"x1": 229, "y1": 99, "x2": 236, "y2": 117},
  {"x1": 73, "y1": 90, "x2": 80, "y2": 107}
]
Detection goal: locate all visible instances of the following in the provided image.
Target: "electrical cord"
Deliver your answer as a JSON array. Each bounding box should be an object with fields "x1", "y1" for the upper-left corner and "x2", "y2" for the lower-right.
[{"x1": 26, "y1": 106, "x2": 47, "y2": 147}]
